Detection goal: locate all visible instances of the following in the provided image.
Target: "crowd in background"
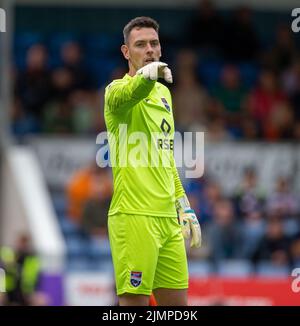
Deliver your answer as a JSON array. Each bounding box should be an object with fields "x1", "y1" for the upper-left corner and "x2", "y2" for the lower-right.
[
  {"x1": 185, "y1": 168, "x2": 300, "y2": 270},
  {"x1": 9, "y1": 0, "x2": 300, "y2": 275},
  {"x1": 0, "y1": 234, "x2": 47, "y2": 306},
  {"x1": 11, "y1": 1, "x2": 300, "y2": 141},
  {"x1": 65, "y1": 162, "x2": 300, "y2": 272}
]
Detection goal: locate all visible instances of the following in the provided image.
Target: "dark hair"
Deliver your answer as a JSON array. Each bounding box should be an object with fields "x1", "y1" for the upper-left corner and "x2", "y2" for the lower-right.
[{"x1": 123, "y1": 16, "x2": 159, "y2": 44}]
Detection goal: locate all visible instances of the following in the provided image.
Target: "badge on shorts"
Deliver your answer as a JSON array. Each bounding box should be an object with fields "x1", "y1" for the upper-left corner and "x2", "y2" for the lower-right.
[{"x1": 130, "y1": 271, "x2": 142, "y2": 287}]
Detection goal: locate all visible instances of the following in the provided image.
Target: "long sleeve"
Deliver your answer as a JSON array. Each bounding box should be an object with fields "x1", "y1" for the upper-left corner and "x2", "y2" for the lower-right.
[
  {"x1": 172, "y1": 155, "x2": 186, "y2": 200},
  {"x1": 166, "y1": 88, "x2": 186, "y2": 200},
  {"x1": 105, "y1": 74, "x2": 155, "y2": 114}
]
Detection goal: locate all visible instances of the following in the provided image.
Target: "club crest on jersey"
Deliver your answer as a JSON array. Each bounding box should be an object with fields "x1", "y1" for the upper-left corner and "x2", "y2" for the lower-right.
[
  {"x1": 161, "y1": 97, "x2": 170, "y2": 112},
  {"x1": 130, "y1": 271, "x2": 142, "y2": 287}
]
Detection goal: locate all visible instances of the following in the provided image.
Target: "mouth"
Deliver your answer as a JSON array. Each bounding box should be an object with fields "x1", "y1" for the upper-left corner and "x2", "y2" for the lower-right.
[{"x1": 145, "y1": 58, "x2": 155, "y2": 64}]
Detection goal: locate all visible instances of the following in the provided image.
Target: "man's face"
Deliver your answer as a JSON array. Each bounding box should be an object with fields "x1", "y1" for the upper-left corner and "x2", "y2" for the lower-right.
[{"x1": 122, "y1": 27, "x2": 162, "y2": 72}]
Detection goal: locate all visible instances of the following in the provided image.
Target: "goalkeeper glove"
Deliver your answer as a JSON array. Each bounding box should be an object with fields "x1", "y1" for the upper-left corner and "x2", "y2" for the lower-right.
[
  {"x1": 176, "y1": 195, "x2": 202, "y2": 248},
  {"x1": 136, "y1": 61, "x2": 173, "y2": 83}
]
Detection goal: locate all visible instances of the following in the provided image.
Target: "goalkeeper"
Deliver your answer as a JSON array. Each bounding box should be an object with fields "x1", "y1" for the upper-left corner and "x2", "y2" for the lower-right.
[{"x1": 104, "y1": 16, "x2": 201, "y2": 306}]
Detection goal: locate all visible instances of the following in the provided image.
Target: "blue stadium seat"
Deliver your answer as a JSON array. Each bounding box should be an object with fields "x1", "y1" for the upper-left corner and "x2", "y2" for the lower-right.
[
  {"x1": 48, "y1": 32, "x2": 80, "y2": 52},
  {"x1": 84, "y1": 33, "x2": 122, "y2": 57},
  {"x1": 66, "y1": 258, "x2": 93, "y2": 271},
  {"x1": 283, "y1": 219, "x2": 300, "y2": 237},
  {"x1": 242, "y1": 222, "x2": 265, "y2": 258},
  {"x1": 87, "y1": 58, "x2": 120, "y2": 87},
  {"x1": 88, "y1": 258, "x2": 114, "y2": 273},
  {"x1": 87, "y1": 237, "x2": 111, "y2": 260},
  {"x1": 51, "y1": 192, "x2": 67, "y2": 216},
  {"x1": 66, "y1": 245, "x2": 113, "y2": 272},
  {"x1": 14, "y1": 32, "x2": 45, "y2": 51},
  {"x1": 66, "y1": 236, "x2": 88, "y2": 259},
  {"x1": 238, "y1": 62, "x2": 259, "y2": 88},
  {"x1": 198, "y1": 61, "x2": 223, "y2": 89},
  {"x1": 14, "y1": 53, "x2": 26, "y2": 70},
  {"x1": 47, "y1": 32, "x2": 81, "y2": 67},
  {"x1": 292, "y1": 259, "x2": 300, "y2": 269},
  {"x1": 60, "y1": 217, "x2": 81, "y2": 236},
  {"x1": 217, "y1": 260, "x2": 253, "y2": 277},
  {"x1": 256, "y1": 261, "x2": 290, "y2": 277},
  {"x1": 188, "y1": 261, "x2": 213, "y2": 277}
]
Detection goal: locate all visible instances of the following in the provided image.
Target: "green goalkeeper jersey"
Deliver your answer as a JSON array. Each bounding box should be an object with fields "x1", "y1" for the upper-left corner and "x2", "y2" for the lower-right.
[{"x1": 104, "y1": 73, "x2": 185, "y2": 217}]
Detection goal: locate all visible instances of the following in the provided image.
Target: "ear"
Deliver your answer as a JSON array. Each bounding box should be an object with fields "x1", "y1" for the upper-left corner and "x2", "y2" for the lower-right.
[{"x1": 121, "y1": 44, "x2": 129, "y2": 60}]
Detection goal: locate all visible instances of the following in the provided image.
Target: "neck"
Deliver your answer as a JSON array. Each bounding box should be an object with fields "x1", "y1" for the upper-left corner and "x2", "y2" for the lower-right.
[
  {"x1": 128, "y1": 62, "x2": 137, "y2": 77},
  {"x1": 128, "y1": 69, "x2": 135, "y2": 77}
]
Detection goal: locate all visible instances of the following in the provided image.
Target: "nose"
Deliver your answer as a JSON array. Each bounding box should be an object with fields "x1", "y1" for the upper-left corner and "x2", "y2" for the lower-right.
[{"x1": 145, "y1": 43, "x2": 154, "y2": 54}]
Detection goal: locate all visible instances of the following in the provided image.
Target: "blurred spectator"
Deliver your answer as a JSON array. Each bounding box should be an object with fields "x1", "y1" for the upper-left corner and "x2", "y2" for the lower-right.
[
  {"x1": 69, "y1": 90, "x2": 99, "y2": 135},
  {"x1": 0, "y1": 246, "x2": 17, "y2": 305},
  {"x1": 266, "y1": 176, "x2": 299, "y2": 218},
  {"x1": 208, "y1": 199, "x2": 244, "y2": 262},
  {"x1": 205, "y1": 117, "x2": 233, "y2": 142},
  {"x1": 50, "y1": 67, "x2": 75, "y2": 100},
  {"x1": 197, "y1": 180, "x2": 223, "y2": 224},
  {"x1": 290, "y1": 233, "x2": 300, "y2": 268},
  {"x1": 252, "y1": 216, "x2": 291, "y2": 266},
  {"x1": 186, "y1": 0, "x2": 225, "y2": 54},
  {"x1": 222, "y1": 6, "x2": 260, "y2": 62},
  {"x1": 267, "y1": 102, "x2": 294, "y2": 140},
  {"x1": 173, "y1": 49, "x2": 210, "y2": 131},
  {"x1": 81, "y1": 167, "x2": 112, "y2": 238},
  {"x1": 16, "y1": 44, "x2": 52, "y2": 119},
  {"x1": 0, "y1": 234, "x2": 46, "y2": 306},
  {"x1": 213, "y1": 65, "x2": 247, "y2": 116},
  {"x1": 66, "y1": 162, "x2": 113, "y2": 224},
  {"x1": 287, "y1": 59, "x2": 300, "y2": 129},
  {"x1": 42, "y1": 97, "x2": 73, "y2": 134},
  {"x1": 11, "y1": 97, "x2": 41, "y2": 136},
  {"x1": 245, "y1": 69, "x2": 288, "y2": 139},
  {"x1": 282, "y1": 57, "x2": 300, "y2": 96},
  {"x1": 240, "y1": 116, "x2": 260, "y2": 140},
  {"x1": 43, "y1": 65, "x2": 87, "y2": 134},
  {"x1": 293, "y1": 122, "x2": 300, "y2": 141},
  {"x1": 212, "y1": 65, "x2": 248, "y2": 137},
  {"x1": 290, "y1": 82, "x2": 300, "y2": 115},
  {"x1": 44, "y1": 77, "x2": 102, "y2": 134},
  {"x1": 234, "y1": 167, "x2": 265, "y2": 219},
  {"x1": 262, "y1": 24, "x2": 298, "y2": 71},
  {"x1": 60, "y1": 41, "x2": 93, "y2": 90},
  {"x1": 242, "y1": 211, "x2": 265, "y2": 259}
]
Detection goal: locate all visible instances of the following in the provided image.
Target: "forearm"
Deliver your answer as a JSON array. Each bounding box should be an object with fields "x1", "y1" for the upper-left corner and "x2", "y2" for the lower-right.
[
  {"x1": 172, "y1": 155, "x2": 186, "y2": 202},
  {"x1": 106, "y1": 74, "x2": 155, "y2": 113}
]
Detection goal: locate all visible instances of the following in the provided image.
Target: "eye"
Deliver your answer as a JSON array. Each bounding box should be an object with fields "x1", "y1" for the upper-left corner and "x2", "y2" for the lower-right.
[
  {"x1": 151, "y1": 40, "x2": 159, "y2": 47},
  {"x1": 135, "y1": 42, "x2": 145, "y2": 48}
]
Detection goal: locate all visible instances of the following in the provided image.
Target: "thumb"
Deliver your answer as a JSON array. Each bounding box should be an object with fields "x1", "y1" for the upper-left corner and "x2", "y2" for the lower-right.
[
  {"x1": 163, "y1": 67, "x2": 173, "y2": 83},
  {"x1": 190, "y1": 219, "x2": 202, "y2": 248}
]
